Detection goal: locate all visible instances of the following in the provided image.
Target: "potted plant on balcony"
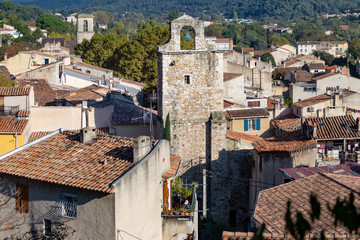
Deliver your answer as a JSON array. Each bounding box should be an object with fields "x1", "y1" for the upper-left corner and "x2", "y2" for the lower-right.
[{"x1": 169, "y1": 209, "x2": 174, "y2": 215}]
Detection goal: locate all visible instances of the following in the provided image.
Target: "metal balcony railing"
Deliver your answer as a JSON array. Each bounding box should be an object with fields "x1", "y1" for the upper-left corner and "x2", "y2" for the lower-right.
[
  {"x1": 60, "y1": 200, "x2": 77, "y2": 219},
  {"x1": 0, "y1": 106, "x2": 19, "y2": 116}
]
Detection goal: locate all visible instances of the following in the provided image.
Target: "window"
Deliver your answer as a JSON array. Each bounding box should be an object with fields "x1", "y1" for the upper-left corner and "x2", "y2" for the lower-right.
[
  {"x1": 86, "y1": 70, "x2": 91, "y2": 74},
  {"x1": 248, "y1": 119, "x2": 256, "y2": 130},
  {"x1": 229, "y1": 210, "x2": 236, "y2": 228},
  {"x1": 44, "y1": 219, "x2": 51, "y2": 236},
  {"x1": 61, "y1": 193, "x2": 77, "y2": 218},
  {"x1": 184, "y1": 75, "x2": 190, "y2": 84},
  {"x1": 15, "y1": 184, "x2": 29, "y2": 213},
  {"x1": 300, "y1": 49, "x2": 303, "y2": 52},
  {"x1": 244, "y1": 118, "x2": 260, "y2": 131},
  {"x1": 83, "y1": 20, "x2": 88, "y2": 32},
  {"x1": 44, "y1": 58, "x2": 49, "y2": 65}
]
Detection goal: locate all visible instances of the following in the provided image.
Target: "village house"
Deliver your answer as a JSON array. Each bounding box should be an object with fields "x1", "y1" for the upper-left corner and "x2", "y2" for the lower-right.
[
  {"x1": 302, "y1": 62, "x2": 328, "y2": 74},
  {"x1": 252, "y1": 173, "x2": 360, "y2": 236},
  {"x1": 0, "y1": 51, "x2": 60, "y2": 76},
  {"x1": 278, "y1": 54, "x2": 325, "y2": 68},
  {"x1": 224, "y1": 51, "x2": 272, "y2": 97},
  {"x1": 289, "y1": 72, "x2": 360, "y2": 102},
  {"x1": 0, "y1": 129, "x2": 174, "y2": 240},
  {"x1": 0, "y1": 24, "x2": 22, "y2": 39},
  {"x1": 225, "y1": 107, "x2": 271, "y2": 137},
  {"x1": 205, "y1": 37, "x2": 233, "y2": 51},
  {"x1": 0, "y1": 87, "x2": 34, "y2": 154},
  {"x1": 249, "y1": 130, "x2": 317, "y2": 210},
  {"x1": 304, "y1": 115, "x2": 360, "y2": 165},
  {"x1": 295, "y1": 41, "x2": 348, "y2": 57}
]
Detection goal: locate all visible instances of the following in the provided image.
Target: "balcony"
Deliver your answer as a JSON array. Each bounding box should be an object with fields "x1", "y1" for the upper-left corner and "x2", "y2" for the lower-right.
[{"x1": 0, "y1": 106, "x2": 19, "y2": 116}]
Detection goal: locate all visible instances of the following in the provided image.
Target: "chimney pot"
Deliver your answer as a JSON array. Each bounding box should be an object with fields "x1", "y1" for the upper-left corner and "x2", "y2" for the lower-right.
[
  {"x1": 80, "y1": 126, "x2": 97, "y2": 144},
  {"x1": 133, "y1": 136, "x2": 151, "y2": 163}
]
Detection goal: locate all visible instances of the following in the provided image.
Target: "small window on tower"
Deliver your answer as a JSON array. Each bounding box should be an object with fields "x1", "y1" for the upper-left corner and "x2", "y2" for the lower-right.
[{"x1": 185, "y1": 75, "x2": 190, "y2": 84}]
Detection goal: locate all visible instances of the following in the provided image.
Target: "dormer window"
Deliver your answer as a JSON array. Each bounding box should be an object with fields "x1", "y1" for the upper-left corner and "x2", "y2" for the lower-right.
[{"x1": 185, "y1": 75, "x2": 190, "y2": 84}]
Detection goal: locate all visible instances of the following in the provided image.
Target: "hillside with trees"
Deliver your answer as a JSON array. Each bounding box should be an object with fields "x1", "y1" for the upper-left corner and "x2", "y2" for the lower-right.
[{"x1": 12, "y1": 0, "x2": 360, "y2": 20}]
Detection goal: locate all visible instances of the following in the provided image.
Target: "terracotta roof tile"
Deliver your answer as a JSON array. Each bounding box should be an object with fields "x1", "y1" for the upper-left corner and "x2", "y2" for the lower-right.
[
  {"x1": 253, "y1": 130, "x2": 316, "y2": 152},
  {"x1": 254, "y1": 173, "x2": 360, "y2": 235},
  {"x1": 61, "y1": 85, "x2": 109, "y2": 105},
  {"x1": 311, "y1": 72, "x2": 338, "y2": 81},
  {"x1": 0, "y1": 131, "x2": 136, "y2": 193},
  {"x1": 223, "y1": 72, "x2": 242, "y2": 82},
  {"x1": 223, "y1": 99, "x2": 245, "y2": 109},
  {"x1": 280, "y1": 162, "x2": 360, "y2": 180},
  {"x1": 18, "y1": 79, "x2": 57, "y2": 106},
  {"x1": 305, "y1": 115, "x2": 360, "y2": 139},
  {"x1": 16, "y1": 110, "x2": 30, "y2": 118},
  {"x1": 29, "y1": 127, "x2": 110, "y2": 142},
  {"x1": 226, "y1": 108, "x2": 269, "y2": 119},
  {"x1": 162, "y1": 155, "x2": 181, "y2": 179},
  {"x1": 226, "y1": 130, "x2": 263, "y2": 142},
  {"x1": 0, "y1": 117, "x2": 28, "y2": 133},
  {"x1": 293, "y1": 94, "x2": 332, "y2": 108},
  {"x1": 0, "y1": 87, "x2": 30, "y2": 96},
  {"x1": 272, "y1": 114, "x2": 301, "y2": 133}
]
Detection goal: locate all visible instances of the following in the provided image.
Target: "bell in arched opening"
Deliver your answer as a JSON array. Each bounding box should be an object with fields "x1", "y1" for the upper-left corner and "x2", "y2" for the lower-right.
[{"x1": 183, "y1": 30, "x2": 192, "y2": 40}]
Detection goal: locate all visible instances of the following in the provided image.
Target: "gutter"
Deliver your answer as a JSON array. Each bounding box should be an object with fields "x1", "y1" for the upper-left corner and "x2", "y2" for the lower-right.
[
  {"x1": 0, "y1": 128, "x2": 65, "y2": 160},
  {"x1": 111, "y1": 139, "x2": 164, "y2": 187}
]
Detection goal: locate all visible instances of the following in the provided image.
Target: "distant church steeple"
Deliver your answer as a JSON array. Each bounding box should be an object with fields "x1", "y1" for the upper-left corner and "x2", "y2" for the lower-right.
[{"x1": 76, "y1": 14, "x2": 95, "y2": 44}]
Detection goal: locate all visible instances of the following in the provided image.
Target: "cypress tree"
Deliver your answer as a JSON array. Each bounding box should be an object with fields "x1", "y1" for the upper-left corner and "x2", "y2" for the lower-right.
[{"x1": 164, "y1": 113, "x2": 171, "y2": 142}]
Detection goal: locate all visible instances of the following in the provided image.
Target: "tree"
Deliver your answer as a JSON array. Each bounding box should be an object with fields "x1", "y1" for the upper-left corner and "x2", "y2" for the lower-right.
[
  {"x1": 0, "y1": 74, "x2": 12, "y2": 87},
  {"x1": 268, "y1": 35, "x2": 289, "y2": 46},
  {"x1": 313, "y1": 50, "x2": 335, "y2": 65},
  {"x1": 36, "y1": 14, "x2": 75, "y2": 35},
  {"x1": 168, "y1": 10, "x2": 180, "y2": 21},
  {"x1": 261, "y1": 52, "x2": 276, "y2": 66},
  {"x1": 349, "y1": 38, "x2": 360, "y2": 59},
  {"x1": 164, "y1": 113, "x2": 171, "y2": 142},
  {"x1": 272, "y1": 68, "x2": 288, "y2": 80},
  {"x1": 232, "y1": 12, "x2": 238, "y2": 23}
]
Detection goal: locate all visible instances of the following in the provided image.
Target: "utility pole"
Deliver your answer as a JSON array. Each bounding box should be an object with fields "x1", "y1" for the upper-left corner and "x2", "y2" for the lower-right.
[{"x1": 203, "y1": 169, "x2": 207, "y2": 217}]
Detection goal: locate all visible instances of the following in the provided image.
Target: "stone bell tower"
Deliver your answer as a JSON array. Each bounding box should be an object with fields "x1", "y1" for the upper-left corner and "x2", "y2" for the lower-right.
[
  {"x1": 76, "y1": 14, "x2": 95, "y2": 44},
  {"x1": 157, "y1": 14, "x2": 226, "y2": 167}
]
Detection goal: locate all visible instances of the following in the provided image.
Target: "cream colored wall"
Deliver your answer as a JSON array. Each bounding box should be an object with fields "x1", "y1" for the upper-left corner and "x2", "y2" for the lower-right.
[
  {"x1": 223, "y1": 75, "x2": 245, "y2": 104},
  {"x1": 114, "y1": 140, "x2": 170, "y2": 240},
  {"x1": 64, "y1": 71, "x2": 99, "y2": 89},
  {"x1": 1, "y1": 52, "x2": 57, "y2": 75},
  {"x1": 30, "y1": 105, "x2": 112, "y2": 131},
  {"x1": 229, "y1": 117, "x2": 270, "y2": 137}
]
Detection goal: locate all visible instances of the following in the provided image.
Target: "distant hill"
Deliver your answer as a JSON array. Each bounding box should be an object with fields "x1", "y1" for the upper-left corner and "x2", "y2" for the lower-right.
[{"x1": 10, "y1": 0, "x2": 360, "y2": 20}]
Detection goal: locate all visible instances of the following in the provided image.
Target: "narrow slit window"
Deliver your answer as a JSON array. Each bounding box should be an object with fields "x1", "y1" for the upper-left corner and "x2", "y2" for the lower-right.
[{"x1": 185, "y1": 75, "x2": 190, "y2": 84}]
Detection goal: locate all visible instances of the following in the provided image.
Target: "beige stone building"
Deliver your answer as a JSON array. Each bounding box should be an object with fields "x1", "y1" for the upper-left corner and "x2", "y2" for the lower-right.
[{"x1": 76, "y1": 14, "x2": 95, "y2": 44}]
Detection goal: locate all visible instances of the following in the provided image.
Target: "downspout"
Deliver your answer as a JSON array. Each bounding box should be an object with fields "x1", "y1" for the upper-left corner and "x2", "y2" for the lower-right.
[{"x1": 15, "y1": 132, "x2": 17, "y2": 148}]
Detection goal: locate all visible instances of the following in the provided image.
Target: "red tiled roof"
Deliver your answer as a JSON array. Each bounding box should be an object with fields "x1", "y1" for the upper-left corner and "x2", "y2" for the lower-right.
[
  {"x1": 340, "y1": 25, "x2": 350, "y2": 30},
  {"x1": 0, "y1": 117, "x2": 28, "y2": 133},
  {"x1": 0, "y1": 131, "x2": 135, "y2": 193},
  {"x1": 215, "y1": 38, "x2": 232, "y2": 43},
  {"x1": 254, "y1": 173, "x2": 360, "y2": 235},
  {"x1": 305, "y1": 115, "x2": 360, "y2": 139},
  {"x1": 304, "y1": 63, "x2": 328, "y2": 69},
  {"x1": 293, "y1": 94, "x2": 332, "y2": 108},
  {"x1": 280, "y1": 162, "x2": 360, "y2": 180},
  {"x1": 311, "y1": 72, "x2": 338, "y2": 81},
  {"x1": 0, "y1": 87, "x2": 30, "y2": 96},
  {"x1": 272, "y1": 115, "x2": 301, "y2": 133},
  {"x1": 29, "y1": 127, "x2": 110, "y2": 142},
  {"x1": 61, "y1": 85, "x2": 109, "y2": 105},
  {"x1": 290, "y1": 70, "x2": 313, "y2": 82},
  {"x1": 253, "y1": 130, "x2": 316, "y2": 152},
  {"x1": 226, "y1": 130, "x2": 263, "y2": 142},
  {"x1": 242, "y1": 48, "x2": 254, "y2": 53},
  {"x1": 225, "y1": 108, "x2": 269, "y2": 119},
  {"x1": 16, "y1": 110, "x2": 30, "y2": 118},
  {"x1": 18, "y1": 79, "x2": 57, "y2": 106},
  {"x1": 223, "y1": 99, "x2": 245, "y2": 109},
  {"x1": 162, "y1": 155, "x2": 181, "y2": 179},
  {"x1": 223, "y1": 72, "x2": 242, "y2": 82}
]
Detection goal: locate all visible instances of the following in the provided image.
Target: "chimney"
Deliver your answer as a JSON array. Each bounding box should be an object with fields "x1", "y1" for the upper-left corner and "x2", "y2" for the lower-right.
[
  {"x1": 80, "y1": 126, "x2": 97, "y2": 144},
  {"x1": 4, "y1": 53, "x2": 7, "y2": 61},
  {"x1": 326, "y1": 87, "x2": 331, "y2": 95},
  {"x1": 133, "y1": 136, "x2": 151, "y2": 163}
]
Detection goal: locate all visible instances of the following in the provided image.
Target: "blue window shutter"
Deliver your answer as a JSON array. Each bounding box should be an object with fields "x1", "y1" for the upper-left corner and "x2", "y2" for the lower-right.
[
  {"x1": 256, "y1": 118, "x2": 261, "y2": 130},
  {"x1": 244, "y1": 119, "x2": 249, "y2": 131}
]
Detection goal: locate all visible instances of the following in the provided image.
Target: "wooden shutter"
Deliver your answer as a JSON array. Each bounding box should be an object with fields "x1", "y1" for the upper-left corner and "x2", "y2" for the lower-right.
[
  {"x1": 244, "y1": 119, "x2": 249, "y2": 131},
  {"x1": 15, "y1": 184, "x2": 29, "y2": 213},
  {"x1": 256, "y1": 118, "x2": 261, "y2": 130},
  {"x1": 162, "y1": 181, "x2": 168, "y2": 211},
  {"x1": 22, "y1": 185, "x2": 29, "y2": 213}
]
